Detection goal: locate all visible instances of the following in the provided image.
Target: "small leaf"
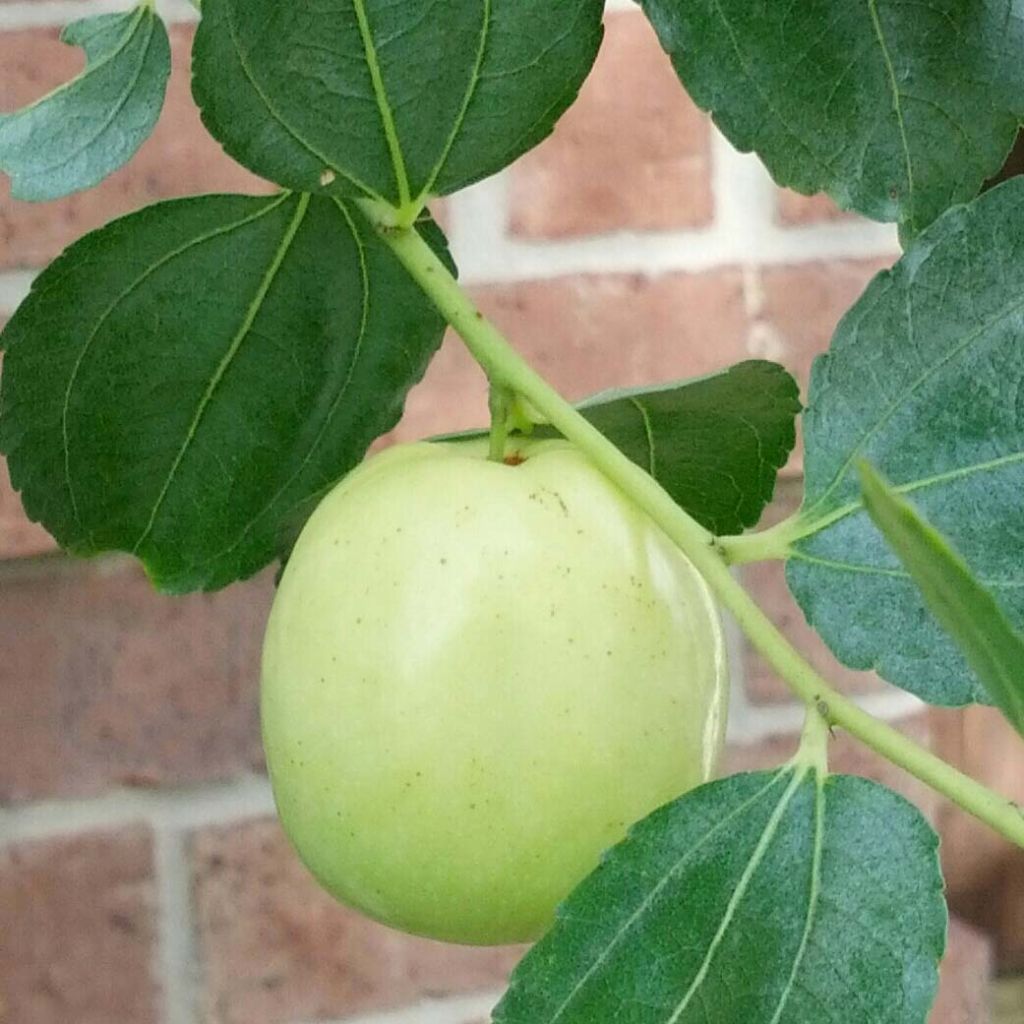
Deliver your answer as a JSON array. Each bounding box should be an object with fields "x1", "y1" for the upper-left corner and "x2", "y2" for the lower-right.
[
  {"x1": 858, "y1": 462, "x2": 1024, "y2": 738},
  {"x1": 496, "y1": 769, "x2": 946, "y2": 1024},
  {"x1": 638, "y1": 0, "x2": 1024, "y2": 237},
  {"x1": 0, "y1": 4, "x2": 171, "y2": 202},
  {"x1": 191, "y1": 0, "x2": 604, "y2": 211},
  {"x1": 443, "y1": 362, "x2": 800, "y2": 537},
  {"x1": 552, "y1": 362, "x2": 800, "y2": 536},
  {"x1": 787, "y1": 178, "x2": 1024, "y2": 707},
  {"x1": 0, "y1": 194, "x2": 449, "y2": 593}
]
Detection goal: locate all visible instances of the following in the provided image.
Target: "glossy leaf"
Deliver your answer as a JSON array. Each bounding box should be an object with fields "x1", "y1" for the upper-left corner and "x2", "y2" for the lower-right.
[
  {"x1": 787, "y1": 178, "x2": 1024, "y2": 706},
  {"x1": 191, "y1": 0, "x2": 604, "y2": 210},
  {"x1": 859, "y1": 462, "x2": 1024, "y2": 737},
  {"x1": 0, "y1": 4, "x2": 170, "y2": 202},
  {"x1": 496, "y1": 769, "x2": 946, "y2": 1024},
  {"x1": 638, "y1": 0, "x2": 1024, "y2": 237},
  {"x1": 0, "y1": 194, "x2": 449, "y2": 593}
]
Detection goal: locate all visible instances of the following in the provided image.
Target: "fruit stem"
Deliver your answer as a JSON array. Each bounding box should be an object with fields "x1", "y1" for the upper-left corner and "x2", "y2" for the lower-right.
[
  {"x1": 488, "y1": 384, "x2": 511, "y2": 463},
  {"x1": 359, "y1": 199, "x2": 1024, "y2": 851}
]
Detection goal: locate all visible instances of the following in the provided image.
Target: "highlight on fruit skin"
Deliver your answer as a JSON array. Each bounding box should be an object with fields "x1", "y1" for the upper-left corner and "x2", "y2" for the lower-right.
[{"x1": 261, "y1": 437, "x2": 729, "y2": 945}]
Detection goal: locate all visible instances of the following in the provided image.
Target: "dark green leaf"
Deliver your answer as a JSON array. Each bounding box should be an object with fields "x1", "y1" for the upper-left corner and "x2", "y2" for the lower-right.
[
  {"x1": 858, "y1": 462, "x2": 1024, "y2": 737},
  {"x1": 0, "y1": 194, "x2": 449, "y2": 593},
  {"x1": 496, "y1": 769, "x2": 946, "y2": 1024},
  {"x1": 0, "y1": 4, "x2": 171, "y2": 202},
  {"x1": 191, "y1": 0, "x2": 604, "y2": 211},
  {"x1": 638, "y1": 0, "x2": 1024, "y2": 237},
  {"x1": 442, "y1": 363, "x2": 800, "y2": 536},
  {"x1": 552, "y1": 362, "x2": 800, "y2": 536},
  {"x1": 786, "y1": 178, "x2": 1024, "y2": 707}
]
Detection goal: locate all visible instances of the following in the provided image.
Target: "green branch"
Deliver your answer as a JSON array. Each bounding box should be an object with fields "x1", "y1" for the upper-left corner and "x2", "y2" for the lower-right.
[{"x1": 360, "y1": 199, "x2": 1024, "y2": 851}]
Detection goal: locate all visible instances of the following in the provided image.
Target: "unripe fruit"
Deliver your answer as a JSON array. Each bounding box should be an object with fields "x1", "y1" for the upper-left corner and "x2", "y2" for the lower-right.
[{"x1": 261, "y1": 438, "x2": 728, "y2": 944}]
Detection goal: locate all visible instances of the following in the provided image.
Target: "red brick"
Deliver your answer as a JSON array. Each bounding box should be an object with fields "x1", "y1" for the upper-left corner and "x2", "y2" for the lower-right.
[
  {"x1": 933, "y1": 706, "x2": 1024, "y2": 973},
  {"x1": 0, "y1": 454, "x2": 54, "y2": 559},
  {"x1": 931, "y1": 919, "x2": 993, "y2": 1024},
  {"x1": 725, "y1": 711, "x2": 940, "y2": 824},
  {"x1": 0, "y1": 828, "x2": 158, "y2": 1024},
  {"x1": 751, "y1": 258, "x2": 895, "y2": 475},
  {"x1": 754, "y1": 259, "x2": 896, "y2": 395},
  {"x1": 0, "y1": 25, "x2": 272, "y2": 271},
  {"x1": 508, "y1": 11, "x2": 712, "y2": 239},
  {"x1": 386, "y1": 270, "x2": 749, "y2": 442},
  {"x1": 0, "y1": 558, "x2": 271, "y2": 803},
  {"x1": 777, "y1": 189, "x2": 859, "y2": 226},
  {"x1": 191, "y1": 818, "x2": 524, "y2": 1024},
  {"x1": 0, "y1": 345, "x2": 53, "y2": 558}
]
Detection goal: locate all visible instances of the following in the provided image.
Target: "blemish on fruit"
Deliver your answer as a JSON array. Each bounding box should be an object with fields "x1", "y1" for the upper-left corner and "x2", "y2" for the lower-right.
[{"x1": 504, "y1": 452, "x2": 527, "y2": 466}]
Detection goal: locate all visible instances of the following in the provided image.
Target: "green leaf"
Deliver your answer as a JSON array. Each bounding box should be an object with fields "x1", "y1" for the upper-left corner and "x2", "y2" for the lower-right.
[
  {"x1": 191, "y1": 0, "x2": 604, "y2": 211},
  {"x1": 496, "y1": 768, "x2": 946, "y2": 1024},
  {"x1": 0, "y1": 194, "x2": 449, "y2": 593},
  {"x1": 785, "y1": 178, "x2": 1024, "y2": 707},
  {"x1": 638, "y1": 0, "x2": 1024, "y2": 237},
  {"x1": 0, "y1": 4, "x2": 171, "y2": 202},
  {"x1": 551, "y1": 362, "x2": 800, "y2": 536},
  {"x1": 858, "y1": 462, "x2": 1024, "y2": 737},
  {"x1": 442, "y1": 363, "x2": 800, "y2": 537}
]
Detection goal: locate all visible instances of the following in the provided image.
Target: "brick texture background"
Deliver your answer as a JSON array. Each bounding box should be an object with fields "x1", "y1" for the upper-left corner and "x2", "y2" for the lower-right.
[{"x1": 1, "y1": 3, "x2": 1022, "y2": 1023}]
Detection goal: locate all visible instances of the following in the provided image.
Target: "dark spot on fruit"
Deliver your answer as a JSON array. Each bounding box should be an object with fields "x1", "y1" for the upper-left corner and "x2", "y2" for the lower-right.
[{"x1": 504, "y1": 453, "x2": 527, "y2": 466}]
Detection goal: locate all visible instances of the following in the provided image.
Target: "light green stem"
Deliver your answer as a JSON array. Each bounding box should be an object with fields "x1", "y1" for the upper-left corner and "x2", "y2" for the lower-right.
[
  {"x1": 360, "y1": 199, "x2": 1024, "y2": 850},
  {"x1": 488, "y1": 385, "x2": 511, "y2": 463}
]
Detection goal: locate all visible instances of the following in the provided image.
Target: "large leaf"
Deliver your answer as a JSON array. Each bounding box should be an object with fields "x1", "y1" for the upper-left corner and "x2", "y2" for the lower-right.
[
  {"x1": 0, "y1": 4, "x2": 170, "y2": 202},
  {"x1": 638, "y1": 0, "x2": 1024, "y2": 237},
  {"x1": 496, "y1": 769, "x2": 946, "y2": 1024},
  {"x1": 191, "y1": 0, "x2": 604, "y2": 211},
  {"x1": 859, "y1": 462, "x2": 1024, "y2": 737},
  {"x1": 0, "y1": 194, "x2": 449, "y2": 593},
  {"x1": 784, "y1": 178, "x2": 1024, "y2": 707}
]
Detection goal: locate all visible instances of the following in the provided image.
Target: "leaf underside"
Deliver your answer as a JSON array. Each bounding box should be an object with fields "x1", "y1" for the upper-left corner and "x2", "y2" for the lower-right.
[
  {"x1": 638, "y1": 0, "x2": 1024, "y2": 238},
  {"x1": 496, "y1": 769, "x2": 946, "y2": 1024},
  {"x1": 790, "y1": 177, "x2": 1024, "y2": 707},
  {"x1": 192, "y1": 0, "x2": 605, "y2": 208},
  {"x1": 0, "y1": 5, "x2": 171, "y2": 202},
  {"x1": 0, "y1": 194, "x2": 450, "y2": 593}
]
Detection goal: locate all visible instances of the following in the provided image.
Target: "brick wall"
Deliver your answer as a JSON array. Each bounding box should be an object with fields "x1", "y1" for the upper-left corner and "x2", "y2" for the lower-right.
[{"x1": 1, "y1": 2, "x2": 1021, "y2": 1022}]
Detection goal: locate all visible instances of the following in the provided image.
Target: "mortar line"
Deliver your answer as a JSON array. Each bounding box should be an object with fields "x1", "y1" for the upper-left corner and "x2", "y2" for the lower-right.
[
  {"x1": 307, "y1": 990, "x2": 505, "y2": 1024},
  {"x1": 0, "y1": 773, "x2": 275, "y2": 848},
  {"x1": 154, "y1": 825, "x2": 200, "y2": 1024},
  {"x1": 0, "y1": 0, "x2": 197, "y2": 30}
]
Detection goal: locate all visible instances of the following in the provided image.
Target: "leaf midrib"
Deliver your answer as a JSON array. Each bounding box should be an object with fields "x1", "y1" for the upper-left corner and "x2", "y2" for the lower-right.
[
  {"x1": 59, "y1": 192, "x2": 294, "y2": 533},
  {"x1": 132, "y1": 193, "x2": 312, "y2": 556},
  {"x1": 25, "y1": 11, "x2": 157, "y2": 179},
  {"x1": 539, "y1": 772, "x2": 789, "y2": 1024},
  {"x1": 0, "y1": 7, "x2": 143, "y2": 127},
  {"x1": 866, "y1": 0, "x2": 916, "y2": 231},
  {"x1": 663, "y1": 768, "x2": 807, "y2": 1024},
  {"x1": 202, "y1": 198, "x2": 373, "y2": 573}
]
